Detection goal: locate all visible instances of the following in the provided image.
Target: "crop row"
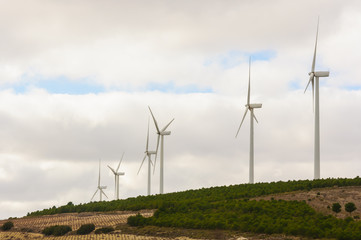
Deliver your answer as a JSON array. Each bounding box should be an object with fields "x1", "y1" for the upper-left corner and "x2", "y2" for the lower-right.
[
  {"x1": 0, "y1": 232, "x2": 173, "y2": 240},
  {"x1": 1, "y1": 210, "x2": 153, "y2": 231}
]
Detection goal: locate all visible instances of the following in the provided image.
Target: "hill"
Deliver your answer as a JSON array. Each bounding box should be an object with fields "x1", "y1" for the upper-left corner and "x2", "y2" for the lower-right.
[{"x1": 2, "y1": 177, "x2": 361, "y2": 240}]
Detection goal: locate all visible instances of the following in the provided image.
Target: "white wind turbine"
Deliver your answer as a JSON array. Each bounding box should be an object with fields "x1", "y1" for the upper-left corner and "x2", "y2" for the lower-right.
[
  {"x1": 137, "y1": 118, "x2": 157, "y2": 196},
  {"x1": 304, "y1": 17, "x2": 329, "y2": 180},
  {"x1": 91, "y1": 159, "x2": 108, "y2": 201},
  {"x1": 148, "y1": 106, "x2": 174, "y2": 194},
  {"x1": 235, "y1": 57, "x2": 262, "y2": 184},
  {"x1": 107, "y1": 153, "x2": 125, "y2": 200}
]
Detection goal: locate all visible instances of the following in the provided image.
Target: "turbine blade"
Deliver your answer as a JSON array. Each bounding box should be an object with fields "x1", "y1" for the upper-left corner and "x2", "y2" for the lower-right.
[
  {"x1": 91, "y1": 189, "x2": 99, "y2": 201},
  {"x1": 107, "y1": 165, "x2": 116, "y2": 175},
  {"x1": 116, "y1": 152, "x2": 125, "y2": 172},
  {"x1": 137, "y1": 154, "x2": 147, "y2": 175},
  {"x1": 304, "y1": 75, "x2": 313, "y2": 93},
  {"x1": 311, "y1": 17, "x2": 319, "y2": 73},
  {"x1": 148, "y1": 106, "x2": 160, "y2": 133},
  {"x1": 253, "y1": 112, "x2": 259, "y2": 124},
  {"x1": 247, "y1": 56, "x2": 251, "y2": 105},
  {"x1": 146, "y1": 117, "x2": 150, "y2": 151},
  {"x1": 100, "y1": 189, "x2": 108, "y2": 199},
  {"x1": 235, "y1": 108, "x2": 249, "y2": 138},
  {"x1": 153, "y1": 134, "x2": 160, "y2": 172},
  {"x1": 161, "y1": 118, "x2": 174, "y2": 132}
]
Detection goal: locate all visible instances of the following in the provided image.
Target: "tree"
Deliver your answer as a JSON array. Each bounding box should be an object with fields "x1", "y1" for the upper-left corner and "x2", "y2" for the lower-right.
[
  {"x1": 42, "y1": 225, "x2": 72, "y2": 236},
  {"x1": 332, "y1": 203, "x2": 341, "y2": 213},
  {"x1": 77, "y1": 223, "x2": 95, "y2": 235},
  {"x1": 345, "y1": 202, "x2": 357, "y2": 215},
  {"x1": 1, "y1": 221, "x2": 14, "y2": 231}
]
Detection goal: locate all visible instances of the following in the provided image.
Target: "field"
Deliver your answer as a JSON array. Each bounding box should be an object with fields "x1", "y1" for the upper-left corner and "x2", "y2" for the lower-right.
[
  {"x1": 0, "y1": 232, "x2": 183, "y2": 240},
  {"x1": 0, "y1": 210, "x2": 180, "y2": 240},
  {"x1": 0, "y1": 210, "x2": 303, "y2": 240},
  {"x1": 0, "y1": 210, "x2": 154, "y2": 232}
]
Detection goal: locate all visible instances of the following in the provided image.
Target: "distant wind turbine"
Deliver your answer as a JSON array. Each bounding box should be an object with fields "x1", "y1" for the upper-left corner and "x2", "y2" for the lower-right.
[
  {"x1": 235, "y1": 57, "x2": 262, "y2": 184},
  {"x1": 137, "y1": 117, "x2": 157, "y2": 196},
  {"x1": 91, "y1": 159, "x2": 108, "y2": 201},
  {"x1": 148, "y1": 106, "x2": 174, "y2": 194},
  {"x1": 304, "y1": 17, "x2": 329, "y2": 180},
  {"x1": 108, "y1": 153, "x2": 125, "y2": 200}
]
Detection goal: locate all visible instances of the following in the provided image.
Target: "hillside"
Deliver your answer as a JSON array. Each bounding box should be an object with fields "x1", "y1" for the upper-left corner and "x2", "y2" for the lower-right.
[
  {"x1": 254, "y1": 185, "x2": 361, "y2": 219},
  {"x1": 2, "y1": 177, "x2": 361, "y2": 240}
]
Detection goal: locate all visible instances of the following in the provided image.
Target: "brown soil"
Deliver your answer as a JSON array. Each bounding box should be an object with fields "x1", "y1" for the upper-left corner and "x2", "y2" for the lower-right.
[
  {"x1": 0, "y1": 209, "x2": 154, "y2": 233},
  {"x1": 253, "y1": 185, "x2": 361, "y2": 219}
]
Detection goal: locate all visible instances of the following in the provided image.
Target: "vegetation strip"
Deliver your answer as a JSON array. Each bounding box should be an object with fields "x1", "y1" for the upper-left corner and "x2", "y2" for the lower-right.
[{"x1": 22, "y1": 177, "x2": 361, "y2": 240}]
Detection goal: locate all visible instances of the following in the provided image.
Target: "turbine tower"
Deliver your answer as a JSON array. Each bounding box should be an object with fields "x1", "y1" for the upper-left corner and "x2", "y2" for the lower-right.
[
  {"x1": 107, "y1": 153, "x2": 125, "y2": 200},
  {"x1": 137, "y1": 117, "x2": 157, "y2": 196},
  {"x1": 148, "y1": 106, "x2": 174, "y2": 194},
  {"x1": 91, "y1": 159, "x2": 108, "y2": 201},
  {"x1": 235, "y1": 57, "x2": 262, "y2": 184},
  {"x1": 304, "y1": 17, "x2": 329, "y2": 180}
]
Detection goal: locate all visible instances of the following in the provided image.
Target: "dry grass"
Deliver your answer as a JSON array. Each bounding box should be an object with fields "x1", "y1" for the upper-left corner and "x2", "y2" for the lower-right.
[
  {"x1": 253, "y1": 185, "x2": 361, "y2": 219},
  {"x1": 0, "y1": 210, "x2": 154, "y2": 233}
]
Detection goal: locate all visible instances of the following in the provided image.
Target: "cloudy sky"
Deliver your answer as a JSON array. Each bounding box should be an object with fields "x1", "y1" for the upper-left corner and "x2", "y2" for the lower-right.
[{"x1": 1, "y1": 0, "x2": 361, "y2": 219}]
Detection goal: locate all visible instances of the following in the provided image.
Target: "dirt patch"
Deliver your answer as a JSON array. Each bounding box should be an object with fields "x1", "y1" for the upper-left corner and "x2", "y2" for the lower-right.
[{"x1": 253, "y1": 186, "x2": 361, "y2": 219}]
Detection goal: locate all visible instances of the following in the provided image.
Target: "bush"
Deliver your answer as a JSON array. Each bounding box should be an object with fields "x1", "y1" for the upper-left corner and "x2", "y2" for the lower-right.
[
  {"x1": 127, "y1": 213, "x2": 148, "y2": 226},
  {"x1": 345, "y1": 202, "x2": 357, "y2": 214},
  {"x1": 42, "y1": 225, "x2": 72, "y2": 236},
  {"x1": 94, "y1": 226, "x2": 115, "y2": 234},
  {"x1": 77, "y1": 223, "x2": 95, "y2": 235},
  {"x1": 1, "y1": 221, "x2": 14, "y2": 231},
  {"x1": 332, "y1": 203, "x2": 342, "y2": 213}
]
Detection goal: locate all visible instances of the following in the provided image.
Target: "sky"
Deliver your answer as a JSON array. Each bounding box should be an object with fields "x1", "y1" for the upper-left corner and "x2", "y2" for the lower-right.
[{"x1": 1, "y1": 0, "x2": 361, "y2": 219}]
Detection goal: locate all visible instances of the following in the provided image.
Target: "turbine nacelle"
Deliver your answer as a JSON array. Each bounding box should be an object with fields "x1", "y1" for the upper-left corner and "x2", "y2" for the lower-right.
[
  {"x1": 314, "y1": 71, "x2": 329, "y2": 77},
  {"x1": 161, "y1": 131, "x2": 171, "y2": 136},
  {"x1": 247, "y1": 103, "x2": 262, "y2": 109},
  {"x1": 116, "y1": 172, "x2": 125, "y2": 176},
  {"x1": 147, "y1": 150, "x2": 157, "y2": 155},
  {"x1": 99, "y1": 186, "x2": 107, "y2": 189}
]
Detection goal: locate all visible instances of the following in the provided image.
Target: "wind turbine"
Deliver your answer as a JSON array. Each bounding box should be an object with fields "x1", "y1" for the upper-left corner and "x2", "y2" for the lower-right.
[
  {"x1": 304, "y1": 17, "x2": 329, "y2": 180},
  {"x1": 235, "y1": 57, "x2": 262, "y2": 184},
  {"x1": 148, "y1": 106, "x2": 174, "y2": 194},
  {"x1": 137, "y1": 117, "x2": 157, "y2": 196},
  {"x1": 107, "y1": 153, "x2": 125, "y2": 200},
  {"x1": 91, "y1": 159, "x2": 108, "y2": 201}
]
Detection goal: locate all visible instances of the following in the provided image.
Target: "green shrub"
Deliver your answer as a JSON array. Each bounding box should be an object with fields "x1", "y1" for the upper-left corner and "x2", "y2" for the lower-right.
[
  {"x1": 42, "y1": 225, "x2": 72, "y2": 236},
  {"x1": 53, "y1": 225, "x2": 72, "y2": 236},
  {"x1": 127, "y1": 213, "x2": 147, "y2": 227},
  {"x1": 77, "y1": 223, "x2": 95, "y2": 235},
  {"x1": 345, "y1": 202, "x2": 357, "y2": 214},
  {"x1": 42, "y1": 226, "x2": 56, "y2": 236},
  {"x1": 94, "y1": 226, "x2": 115, "y2": 234},
  {"x1": 332, "y1": 203, "x2": 342, "y2": 213},
  {"x1": 1, "y1": 221, "x2": 14, "y2": 231}
]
